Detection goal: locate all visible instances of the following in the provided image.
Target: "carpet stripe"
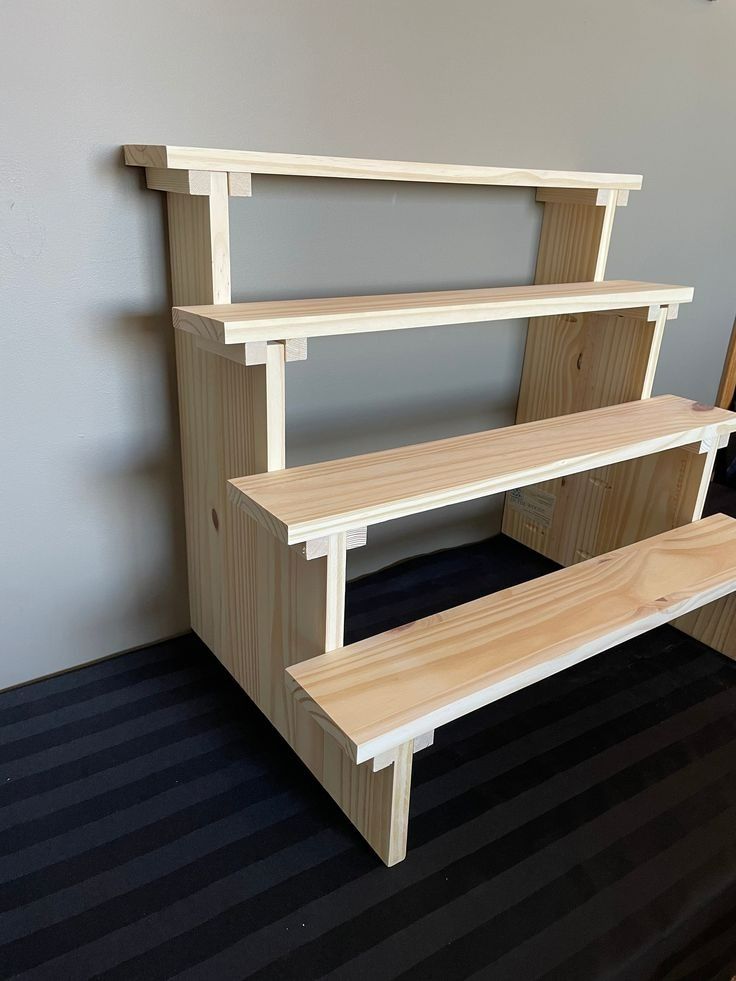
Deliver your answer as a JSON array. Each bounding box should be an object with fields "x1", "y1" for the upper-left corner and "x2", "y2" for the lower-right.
[
  {"x1": 82, "y1": 692, "x2": 736, "y2": 981},
  {"x1": 1, "y1": 531, "x2": 734, "y2": 980},
  {"x1": 175, "y1": 734, "x2": 736, "y2": 981}
]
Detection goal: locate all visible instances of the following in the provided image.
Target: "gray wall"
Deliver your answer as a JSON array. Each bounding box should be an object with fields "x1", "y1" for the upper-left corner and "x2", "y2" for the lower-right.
[{"x1": 2, "y1": 0, "x2": 734, "y2": 688}]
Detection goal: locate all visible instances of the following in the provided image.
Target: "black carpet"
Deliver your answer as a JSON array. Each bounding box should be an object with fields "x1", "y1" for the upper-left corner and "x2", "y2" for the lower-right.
[{"x1": 2, "y1": 532, "x2": 736, "y2": 979}]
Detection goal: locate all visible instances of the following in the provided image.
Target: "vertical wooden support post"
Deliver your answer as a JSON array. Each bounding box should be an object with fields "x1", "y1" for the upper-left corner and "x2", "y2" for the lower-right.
[{"x1": 503, "y1": 191, "x2": 704, "y2": 566}]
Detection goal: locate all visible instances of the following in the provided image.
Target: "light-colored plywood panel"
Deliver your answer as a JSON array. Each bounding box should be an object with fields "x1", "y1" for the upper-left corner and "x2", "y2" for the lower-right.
[
  {"x1": 225, "y1": 516, "x2": 411, "y2": 865},
  {"x1": 229, "y1": 397, "x2": 736, "y2": 545},
  {"x1": 288, "y1": 516, "x2": 736, "y2": 764},
  {"x1": 173, "y1": 280, "x2": 691, "y2": 345},
  {"x1": 124, "y1": 144, "x2": 643, "y2": 190},
  {"x1": 514, "y1": 309, "x2": 666, "y2": 424}
]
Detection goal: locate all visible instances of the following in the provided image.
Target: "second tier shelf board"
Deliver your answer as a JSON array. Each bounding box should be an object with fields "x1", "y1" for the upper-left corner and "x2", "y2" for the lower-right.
[{"x1": 173, "y1": 280, "x2": 690, "y2": 344}]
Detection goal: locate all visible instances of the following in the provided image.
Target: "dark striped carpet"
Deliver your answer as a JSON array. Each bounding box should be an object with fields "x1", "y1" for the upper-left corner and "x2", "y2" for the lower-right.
[{"x1": 2, "y1": 536, "x2": 736, "y2": 980}]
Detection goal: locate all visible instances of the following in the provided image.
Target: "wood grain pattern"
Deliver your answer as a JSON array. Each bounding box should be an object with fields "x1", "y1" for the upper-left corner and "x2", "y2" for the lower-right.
[
  {"x1": 164, "y1": 163, "x2": 410, "y2": 866},
  {"x1": 514, "y1": 308, "x2": 669, "y2": 424},
  {"x1": 173, "y1": 280, "x2": 691, "y2": 345},
  {"x1": 194, "y1": 336, "x2": 307, "y2": 366},
  {"x1": 503, "y1": 191, "x2": 694, "y2": 566},
  {"x1": 124, "y1": 144, "x2": 643, "y2": 190},
  {"x1": 287, "y1": 515, "x2": 736, "y2": 764},
  {"x1": 674, "y1": 318, "x2": 736, "y2": 658},
  {"x1": 228, "y1": 396, "x2": 736, "y2": 545},
  {"x1": 139, "y1": 144, "x2": 734, "y2": 867},
  {"x1": 167, "y1": 176, "x2": 232, "y2": 655}
]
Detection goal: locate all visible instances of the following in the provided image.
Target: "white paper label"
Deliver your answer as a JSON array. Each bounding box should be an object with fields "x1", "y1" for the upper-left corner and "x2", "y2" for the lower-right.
[{"x1": 508, "y1": 487, "x2": 556, "y2": 528}]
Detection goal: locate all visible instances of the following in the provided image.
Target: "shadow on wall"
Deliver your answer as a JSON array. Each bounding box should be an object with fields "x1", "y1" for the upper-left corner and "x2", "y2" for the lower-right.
[{"x1": 88, "y1": 305, "x2": 189, "y2": 646}]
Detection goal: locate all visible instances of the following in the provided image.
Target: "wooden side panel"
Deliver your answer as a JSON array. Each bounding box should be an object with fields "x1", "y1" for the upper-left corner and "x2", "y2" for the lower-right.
[
  {"x1": 226, "y1": 514, "x2": 412, "y2": 864},
  {"x1": 716, "y1": 317, "x2": 736, "y2": 409},
  {"x1": 167, "y1": 180, "x2": 410, "y2": 865}
]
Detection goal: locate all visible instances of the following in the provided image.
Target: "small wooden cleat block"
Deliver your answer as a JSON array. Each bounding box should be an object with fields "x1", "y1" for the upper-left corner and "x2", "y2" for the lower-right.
[
  {"x1": 284, "y1": 338, "x2": 308, "y2": 362},
  {"x1": 300, "y1": 527, "x2": 367, "y2": 560},
  {"x1": 228, "y1": 172, "x2": 252, "y2": 197}
]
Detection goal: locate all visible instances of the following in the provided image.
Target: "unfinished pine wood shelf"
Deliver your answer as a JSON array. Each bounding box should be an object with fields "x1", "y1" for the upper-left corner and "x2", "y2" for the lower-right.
[
  {"x1": 288, "y1": 515, "x2": 736, "y2": 766},
  {"x1": 125, "y1": 143, "x2": 736, "y2": 866},
  {"x1": 174, "y1": 280, "x2": 689, "y2": 344},
  {"x1": 229, "y1": 396, "x2": 734, "y2": 543}
]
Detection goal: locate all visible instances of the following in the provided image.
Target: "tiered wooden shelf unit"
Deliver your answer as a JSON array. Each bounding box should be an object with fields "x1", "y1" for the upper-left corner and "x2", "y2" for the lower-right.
[{"x1": 125, "y1": 144, "x2": 736, "y2": 866}]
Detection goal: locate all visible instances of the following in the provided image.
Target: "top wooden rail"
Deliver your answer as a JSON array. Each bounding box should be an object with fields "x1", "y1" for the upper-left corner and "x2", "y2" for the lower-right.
[
  {"x1": 124, "y1": 145, "x2": 643, "y2": 191},
  {"x1": 174, "y1": 280, "x2": 691, "y2": 345},
  {"x1": 228, "y1": 396, "x2": 736, "y2": 545}
]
